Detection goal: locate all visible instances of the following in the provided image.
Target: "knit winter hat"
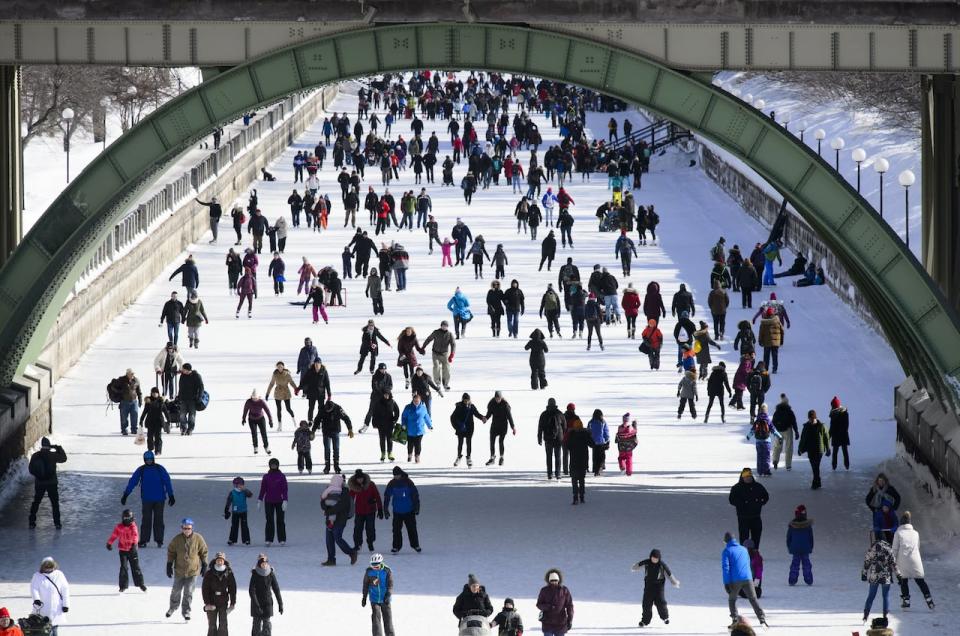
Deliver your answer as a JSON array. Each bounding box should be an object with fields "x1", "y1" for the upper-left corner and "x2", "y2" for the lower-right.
[
  {"x1": 503, "y1": 598, "x2": 515, "y2": 609},
  {"x1": 0, "y1": 607, "x2": 9, "y2": 619},
  {"x1": 393, "y1": 466, "x2": 403, "y2": 476},
  {"x1": 214, "y1": 551, "x2": 226, "y2": 561},
  {"x1": 795, "y1": 504, "x2": 807, "y2": 519},
  {"x1": 831, "y1": 396, "x2": 841, "y2": 408},
  {"x1": 649, "y1": 549, "x2": 662, "y2": 560},
  {"x1": 566, "y1": 402, "x2": 576, "y2": 411},
  {"x1": 41, "y1": 437, "x2": 51, "y2": 447},
  {"x1": 467, "y1": 573, "x2": 480, "y2": 586},
  {"x1": 622, "y1": 413, "x2": 631, "y2": 422}
]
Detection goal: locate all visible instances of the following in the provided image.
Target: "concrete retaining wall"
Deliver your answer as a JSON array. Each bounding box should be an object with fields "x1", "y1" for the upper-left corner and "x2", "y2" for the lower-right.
[
  {"x1": 895, "y1": 377, "x2": 960, "y2": 503},
  {"x1": 0, "y1": 84, "x2": 337, "y2": 479}
]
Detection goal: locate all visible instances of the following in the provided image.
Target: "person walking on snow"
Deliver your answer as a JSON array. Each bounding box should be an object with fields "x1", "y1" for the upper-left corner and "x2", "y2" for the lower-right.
[
  {"x1": 786, "y1": 504, "x2": 814, "y2": 586},
  {"x1": 265, "y1": 361, "x2": 297, "y2": 431},
  {"x1": 384, "y1": 465, "x2": 421, "y2": 553},
  {"x1": 424, "y1": 321, "x2": 456, "y2": 390},
  {"x1": 892, "y1": 511, "x2": 935, "y2": 610},
  {"x1": 257, "y1": 458, "x2": 288, "y2": 547},
  {"x1": 224, "y1": 476, "x2": 253, "y2": 546},
  {"x1": 362, "y1": 553, "x2": 395, "y2": 636},
  {"x1": 615, "y1": 417, "x2": 638, "y2": 475},
  {"x1": 729, "y1": 468, "x2": 769, "y2": 547},
  {"x1": 446, "y1": 288, "x2": 472, "y2": 339},
  {"x1": 201, "y1": 551, "x2": 237, "y2": 636},
  {"x1": 401, "y1": 393, "x2": 432, "y2": 463},
  {"x1": 746, "y1": 404, "x2": 780, "y2": 476},
  {"x1": 121, "y1": 450, "x2": 175, "y2": 547},
  {"x1": 159, "y1": 291, "x2": 184, "y2": 345},
  {"x1": 677, "y1": 370, "x2": 698, "y2": 420},
  {"x1": 106, "y1": 509, "x2": 147, "y2": 593},
  {"x1": 484, "y1": 391, "x2": 516, "y2": 466},
  {"x1": 722, "y1": 532, "x2": 767, "y2": 629},
  {"x1": 536, "y1": 569, "x2": 574, "y2": 636},
  {"x1": 30, "y1": 557, "x2": 70, "y2": 635},
  {"x1": 829, "y1": 395, "x2": 851, "y2": 470},
  {"x1": 563, "y1": 415, "x2": 595, "y2": 505},
  {"x1": 28, "y1": 437, "x2": 67, "y2": 530},
  {"x1": 165, "y1": 518, "x2": 208, "y2": 621},
  {"x1": 320, "y1": 474, "x2": 359, "y2": 566},
  {"x1": 797, "y1": 409, "x2": 830, "y2": 490},
  {"x1": 631, "y1": 549, "x2": 679, "y2": 627},
  {"x1": 771, "y1": 393, "x2": 799, "y2": 470},
  {"x1": 348, "y1": 469, "x2": 384, "y2": 552},
  {"x1": 452, "y1": 573, "x2": 493, "y2": 631},
  {"x1": 249, "y1": 553, "x2": 283, "y2": 636}
]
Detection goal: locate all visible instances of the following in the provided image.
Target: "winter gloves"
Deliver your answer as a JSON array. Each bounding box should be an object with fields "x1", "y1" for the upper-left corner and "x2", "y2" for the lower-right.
[
  {"x1": 106, "y1": 543, "x2": 113, "y2": 551},
  {"x1": 224, "y1": 511, "x2": 231, "y2": 520},
  {"x1": 168, "y1": 495, "x2": 175, "y2": 506},
  {"x1": 383, "y1": 510, "x2": 391, "y2": 519},
  {"x1": 362, "y1": 597, "x2": 367, "y2": 607},
  {"x1": 448, "y1": 353, "x2": 455, "y2": 363},
  {"x1": 348, "y1": 431, "x2": 355, "y2": 439},
  {"x1": 281, "y1": 501, "x2": 288, "y2": 512},
  {"x1": 377, "y1": 510, "x2": 384, "y2": 520},
  {"x1": 200, "y1": 561, "x2": 207, "y2": 576},
  {"x1": 166, "y1": 562, "x2": 174, "y2": 578},
  {"x1": 120, "y1": 494, "x2": 128, "y2": 505},
  {"x1": 670, "y1": 575, "x2": 680, "y2": 588}
]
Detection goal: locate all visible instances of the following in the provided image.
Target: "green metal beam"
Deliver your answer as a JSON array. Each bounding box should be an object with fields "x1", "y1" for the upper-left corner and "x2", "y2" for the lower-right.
[{"x1": 1, "y1": 23, "x2": 958, "y2": 409}]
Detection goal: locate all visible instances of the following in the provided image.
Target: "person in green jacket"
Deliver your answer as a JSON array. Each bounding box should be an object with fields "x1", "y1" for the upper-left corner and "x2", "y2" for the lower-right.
[
  {"x1": 181, "y1": 292, "x2": 209, "y2": 349},
  {"x1": 797, "y1": 410, "x2": 831, "y2": 490}
]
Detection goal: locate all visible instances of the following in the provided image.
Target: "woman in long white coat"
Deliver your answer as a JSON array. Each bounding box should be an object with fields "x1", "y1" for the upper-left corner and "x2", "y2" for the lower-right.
[
  {"x1": 891, "y1": 511, "x2": 935, "y2": 610},
  {"x1": 30, "y1": 556, "x2": 70, "y2": 634}
]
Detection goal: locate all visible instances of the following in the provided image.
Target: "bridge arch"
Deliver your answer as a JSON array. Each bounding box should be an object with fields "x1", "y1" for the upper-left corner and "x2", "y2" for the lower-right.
[{"x1": 1, "y1": 23, "x2": 958, "y2": 407}]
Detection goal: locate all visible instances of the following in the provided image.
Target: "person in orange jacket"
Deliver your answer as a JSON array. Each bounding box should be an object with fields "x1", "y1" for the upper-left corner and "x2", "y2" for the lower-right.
[
  {"x1": 0, "y1": 607, "x2": 24, "y2": 636},
  {"x1": 106, "y1": 509, "x2": 147, "y2": 593}
]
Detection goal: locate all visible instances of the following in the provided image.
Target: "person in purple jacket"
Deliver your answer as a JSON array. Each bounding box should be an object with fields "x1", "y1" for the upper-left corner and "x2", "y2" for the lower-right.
[
  {"x1": 242, "y1": 390, "x2": 274, "y2": 455},
  {"x1": 258, "y1": 458, "x2": 288, "y2": 547}
]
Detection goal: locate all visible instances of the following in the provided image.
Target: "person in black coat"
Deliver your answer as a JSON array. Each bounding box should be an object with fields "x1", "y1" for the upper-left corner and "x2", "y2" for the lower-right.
[
  {"x1": 28, "y1": 437, "x2": 67, "y2": 529},
  {"x1": 355, "y1": 321, "x2": 392, "y2": 375},
  {"x1": 771, "y1": 393, "x2": 800, "y2": 470},
  {"x1": 670, "y1": 283, "x2": 694, "y2": 317},
  {"x1": 704, "y1": 362, "x2": 731, "y2": 423},
  {"x1": 486, "y1": 281, "x2": 505, "y2": 337},
  {"x1": 525, "y1": 328, "x2": 549, "y2": 390},
  {"x1": 452, "y1": 574, "x2": 493, "y2": 622},
  {"x1": 631, "y1": 548, "x2": 680, "y2": 628},
  {"x1": 139, "y1": 388, "x2": 171, "y2": 455},
  {"x1": 450, "y1": 394, "x2": 486, "y2": 467},
  {"x1": 249, "y1": 554, "x2": 283, "y2": 634},
  {"x1": 539, "y1": 231, "x2": 557, "y2": 271},
  {"x1": 738, "y1": 261, "x2": 758, "y2": 308},
  {"x1": 563, "y1": 419, "x2": 595, "y2": 505},
  {"x1": 370, "y1": 390, "x2": 400, "y2": 461},
  {"x1": 169, "y1": 256, "x2": 200, "y2": 296},
  {"x1": 728, "y1": 468, "x2": 769, "y2": 547},
  {"x1": 297, "y1": 359, "x2": 332, "y2": 422},
  {"x1": 484, "y1": 391, "x2": 516, "y2": 465},
  {"x1": 829, "y1": 396, "x2": 851, "y2": 470}
]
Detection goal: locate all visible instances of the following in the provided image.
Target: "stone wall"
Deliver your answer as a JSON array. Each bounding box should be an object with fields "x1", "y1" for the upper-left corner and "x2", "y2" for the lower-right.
[{"x1": 895, "y1": 377, "x2": 960, "y2": 503}]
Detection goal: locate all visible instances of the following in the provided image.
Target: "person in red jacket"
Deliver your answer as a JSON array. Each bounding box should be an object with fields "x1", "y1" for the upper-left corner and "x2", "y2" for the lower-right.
[
  {"x1": 621, "y1": 283, "x2": 642, "y2": 339},
  {"x1": 348, "y1": 469, "x2": 384, "y2": 552},
  {"x1": 640, "y1": 319, "x2": 663, "y2": 370},
  {"x1": 106, "y1": 509, "x2": 147, "y2": 592}
]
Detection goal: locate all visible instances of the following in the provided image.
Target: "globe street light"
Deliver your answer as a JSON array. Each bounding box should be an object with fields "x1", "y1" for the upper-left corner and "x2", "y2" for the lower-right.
[
  {"x1": 851, "y1": 148, "x2": 867, "y2": 192},
  {"x1": 814, "y1": 128, "x2": 826, "y2": 156},
  {"x1": 754, "y1": 99, "x2": 766, "y2": 111},
  {"x1": 798, "y1": 120, "x2": 808, "y2": 143},
  {"x1": 61, "y1": 107, "x2": 75, "y2": 183},
  {"x1": 899, "y1": 169, "x2": 916, "y2": 248},
  {"x1": 780, "y1": 112, "x2": 790, "y2": 132},
  {"x1": 874, "y1": 157, "x2": 889, "y2": 218},
  {"x1": 830, "y1": 137, "x2": 845, "y2": 172}
]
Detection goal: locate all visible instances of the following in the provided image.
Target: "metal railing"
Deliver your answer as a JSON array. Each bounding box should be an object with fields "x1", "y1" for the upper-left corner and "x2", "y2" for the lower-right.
[
  {"x1": 76, "y1": 93, "x2": 306, "y2": 284},
  {"x1": 606, "y1": 118, "x2": 693, "y2": 154}
]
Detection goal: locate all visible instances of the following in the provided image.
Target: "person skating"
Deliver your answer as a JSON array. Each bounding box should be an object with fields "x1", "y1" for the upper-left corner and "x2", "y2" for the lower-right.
[
  {"x1": 484, "y1": 391, "x2": 516, "y2": 466},
  {"x1": 615, "y1": 230, "x2": 638, "y2": 277},
  {"x1": 742, "y1": 538, "x2": 764, "y2": 599},
  {"x1": 677, "y1": 370, "x2": 698, "y2": 420},
  {"x1": 614, "y1": 416, "x2": 638, "y2": 475},
  {"x1": 235, "y1": 266, "x2": 257, "y2": 319},
  {"x1": 721, "y1": 532, "x2": 767, "y2": 629},
  {"x1": 411, "y1": 365, "x2": 443, "y2": 416},
  {"x1": 176, "y1": 362, "x2": 204, "y2": 435},
  {"x1": 828, "y1": 395, "x2": 851, "y2": 470},
  {"x1": 703, "y1": 362, "x2": 730, "y2": 423},
  {"x1": 446, "y1": 288, "x2": 473, "y2": 339},
  {"x1": 746, "y1": 361, "x2": 770, "y2": 420},
  {"x1": 356, "y1": 320, "x2": 392, "y2": 375},
  {"x1": 503, "y1": 279, "x2": 526, "y2": 339},
  {"x1": 487, "y1": 280, "x2": 505, "y2": 337},
  {"x1": 298, "y1": 357, "x2": 332, "y2": 423},
  {"x1": 584, "y1": 293, "x2": 604, "y2": 351},
  {"x1": 121, "y1": 450, "x2": 175, "y2": 547},
  {"x1": 27, "y1": 437, "x2": 67, "y2": 529},
  {"x1": 536, "y1": 398, "x2": 566, "y2": 481},
  {"x1": 757, "y1": 307, "x2": 783, "y2": 374},
  {"x1": 370, "y1": 384, "x2": 399, "y2": 462},
  {"x1": 401, "y1": 393, "x2": 432, "y2": 463},
  {"x1": 620, "y1": 283, "x2": 641, "y2": 339},
  {"x1": 631, "y1": 549, "x2": 679, "y2": 627},
  {"x1": 265, "y1": 361, "x2": 297, "y2": 431},
  {"x1": 587, "y1": 409, "x2": 609, "y2": 476},
  {"x1": 693, "y1": 320, "x2": 721, "y2": 379},
  {"x1": 312, "y1": 400, "x2": 354, "y2": 474},
  {"x1": 384, "y1": 465, "x2": 421, "y2": 553},
  {"x1": 396, "y1": 326, "x2": 425, "y2": 390},
  {"x1": 201, "y1": 551, "x2": 237, "y2": 636},
  {"x1": 362, "y1": 553, "x2": 395, "y2": 636},
  {"x1": 708, "y1": 280, "x2": 730, "y2": 340},
  {"x1": 538, "y1": 283, "x2": 563, "y2": 338},
  {"x1": 786, "y1": 504, "x2": 814, "y2": 586},
  {"x1": 348, "y1": 469, "x2": 384, "y2": 552},
  {"x1": 536, "y1": 569, "x2": 574, "y2": 636},
  {"x1": 729, "y1": 468, "x2": 769, "y2": 547},
  {"x1": 159, "y1": 291, "x2": 185, "y2": 345},
  {"x1": 291, "y1": 420, "x2": 314, "y2": 475},
  {"x1": 320, "y1": 474, "x2": 359, "y2": 566},
  {"x1": 469, "y1": 235, "x2": 490, "y2": 279},
  {"x1": 797, "y1": 410, "x2": 831, "y2": 489},
  {"x1": 490, "y1": 597, "x2": 524, "y2": 636},
  {"x1": 892, "y1": 511, "x2": 935, "y2": 610},
  {"x1": 106, "y1": 509, "x2": 147, "y2": 593},
  {"x1": 169, "y1": 254, "x2": 200, "y2": 297},
  {"x1": 861, "y1": 536, "x2": 897, "y2": 624},
  {"x1": 424, "y1": 320, "x2": 456, "y2": 390},
  {"x1": 249, "y1": 553, "x2": 283, "y2": 636},
  {"x1": 639, "y1": 318, "x2": 662, "y2": 370},
  {"x1": 242, "y1": 390, "x2": 273, "y2": 455},
  {"x1": 746, "y1": 404, "x2": 780, "y2": 476},
  {"x1": 224, "y1": 476, "x2": 253, "y2": 546},
  {"x1": 563, "y1": 415, "x2": 595, "y2": 505},
  {"x1": 165, "y1": 518, "x2": 208, "y2": 621},
  {"x1": 366, "y1": 267, "x2": 385, "y2": 316},
  {"x1": 771, "y1": 393, "x2": 799, "y2": 470},
  {"x1": 539, "y1": 230, "x2": 557, "y2": 271},
  {"x1": 453, "y1": 573, "x2": 494, "y2": 632},
  {"x1": 524, "y1": 328, "x2": 550, "y2": 390},
  {"x1": 296, "y1": 337, "x2": 318, "y2": 385},
  {"x1": 257, "y1": 458, "x2": 288, "y2": 547},
  {"x1": 30, "y1": 557, "x2": 70, "y2": 635},
  {"x1": 303, "y1": 281, "x2": 329, "y2": 325}
]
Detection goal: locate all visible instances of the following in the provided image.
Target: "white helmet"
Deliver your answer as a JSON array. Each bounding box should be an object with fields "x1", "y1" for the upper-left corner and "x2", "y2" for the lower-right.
[{"x1": 370, "y1": 553, "x2": 384, "y2": 566}]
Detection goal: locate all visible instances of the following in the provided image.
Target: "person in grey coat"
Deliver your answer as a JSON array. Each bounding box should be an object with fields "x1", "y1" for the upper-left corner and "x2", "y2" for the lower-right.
[{"x1": 677, "y1": 370, "x2": 698, "y2": 420}]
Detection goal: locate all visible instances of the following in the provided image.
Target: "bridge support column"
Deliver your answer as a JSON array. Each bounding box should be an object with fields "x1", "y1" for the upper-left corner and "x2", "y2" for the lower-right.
[
  {"x1": 921, "y1": 74, "x2": 960, "y2": 314},
  {"x1": 0, "y1": 65, "x2": 23, "y2": 267}
]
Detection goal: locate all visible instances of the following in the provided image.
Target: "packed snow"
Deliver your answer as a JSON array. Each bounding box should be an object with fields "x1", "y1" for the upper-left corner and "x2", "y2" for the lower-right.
[{"x1": 0, "y1": 82, "x2": 954, "y2": 636}]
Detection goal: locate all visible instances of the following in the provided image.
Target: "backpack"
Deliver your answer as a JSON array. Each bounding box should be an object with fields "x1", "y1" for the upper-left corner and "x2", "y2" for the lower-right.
[
  {"x1": 196, "y1": 388, "x2": 210, "y2": 411},
  {"x1": 544, "y1": 411, "x2": 565, "y2": 443},
  {"x1": 106, "y1": 377, "x2": 126, "y2": 403},
  {"x1": 748, "y1": 373, "x2": 763, "y2": 394},
  {"x1": 753, "y1": 417, "x2": 771, "y2": 440}
]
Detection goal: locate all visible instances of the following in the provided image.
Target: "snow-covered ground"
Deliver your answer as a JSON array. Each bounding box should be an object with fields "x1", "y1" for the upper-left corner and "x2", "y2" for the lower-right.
[{"x1": 0, "y1": 87, "x2": 954, "y2": 635}]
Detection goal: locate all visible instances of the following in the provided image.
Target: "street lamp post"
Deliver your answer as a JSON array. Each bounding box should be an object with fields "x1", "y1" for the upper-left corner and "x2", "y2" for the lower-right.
[
  {"x1": 899, "y1": 170, "x2": 916, "y2": 248},
  {"x1": 100, "y1": 97, "x2": 110, "y2": 150},
  {"x1": 830, "y1": 137, "x2": 845, "y2": 172},
  {"x1": 61, "y1": 107, "x2": 75, "y2": 183},
  {"x1": 798, "y1": 120, "x2": 807, "y2": 143},
  {"x1": 814, "y1": 129, "x2": 826, "y2": 156},
  {"x1": 874, "y1": 157, "x2": 889, "y2": 218},
  {"x1": 851, "y1": 148, "x2": 867, "y2": 192},
  {"x1": 780, "y1": 113, "x2": 790, "y2": 132}
]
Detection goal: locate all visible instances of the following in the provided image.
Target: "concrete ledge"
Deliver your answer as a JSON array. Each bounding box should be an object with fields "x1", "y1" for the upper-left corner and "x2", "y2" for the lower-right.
[
  {"x1": 895, "y1": 377, "x2": 960, "y2": 502},
  {"x1": 0, "y1": 367, "x2": 52, "y2": 478}
]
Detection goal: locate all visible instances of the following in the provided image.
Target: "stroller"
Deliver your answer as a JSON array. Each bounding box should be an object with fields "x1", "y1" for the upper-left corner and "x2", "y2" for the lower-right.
[
  {"x1": 443, "y1": 167, "x2": 455, "y2": 186},
  {"x1": 19, "y1": 614, "x2": 53, "y2": 635},
  {"x1": 166, "y1": 396, "x2": 182, "y2": 434},
  {"x1": 458, "y1": 614, "x2": 491, "y2": 636}
]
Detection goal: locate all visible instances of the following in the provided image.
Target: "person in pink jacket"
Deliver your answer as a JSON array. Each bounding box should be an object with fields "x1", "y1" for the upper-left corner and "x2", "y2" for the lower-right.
[
  {"x1": 615, "y1": 417, "x2": 638, "y2": 476},
  {"x1": 441, "y1": 238, "x2": 455, "y2": 267},
  {"x1": 106, "y1": 509, "x2": 147, "y2": 592}
]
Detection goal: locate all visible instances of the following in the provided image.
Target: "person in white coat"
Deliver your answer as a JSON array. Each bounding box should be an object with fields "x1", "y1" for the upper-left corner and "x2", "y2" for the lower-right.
[
  {"x1": 30, "y1": 556, "x2": 70, "y2": 635},
  {"x1": 891, "y1": 511, "x2": 935, "y2": 610}
]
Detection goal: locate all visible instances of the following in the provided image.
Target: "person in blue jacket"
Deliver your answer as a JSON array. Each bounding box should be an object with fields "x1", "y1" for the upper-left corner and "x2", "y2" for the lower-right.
[
  {"x1": 362, "y1": 553, "x2": 395, "y2": 635},
  {"x1": 121, "y1": 450, "x2": 175, "y2": 548},
  {"x1": 401, "y1": 393, "x2": 433, "y2": 463},
  {"x1": 722, "y1": 531, "x2": 767, "y2": 629},
  {"x1": 384, "y1": 466, "x2": 421, "y2": 553},
  {"x1": 169, "y1": 255, "x2": 199, "y2": 297},
  {"x1": 446, "y1": 287, "x2": 473, "y2": 339},
  {"x1": 587, "y1": 409, "x2": 610, "y2": 477},
  {"x1": 786, "y1": 504, "x2": 814, "y2": 586}
]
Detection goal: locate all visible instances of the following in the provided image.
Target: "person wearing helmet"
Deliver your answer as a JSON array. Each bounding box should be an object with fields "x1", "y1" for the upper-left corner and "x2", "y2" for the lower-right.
[
  {"x1": 121, "y1": 451, "x2": 175, "y2": 548},
  {"x1": 106, "y1": 509, "x2": 147, "y2": 593},
  {"x1": 362, "y1": 553, "x2": 395, "y2": 636},
  {"x1": 165, "y1": 517, "x2": 209, "y2": 621},
  {"x1": 224, "y1": 477, "x2": 254, "y2": 545}
]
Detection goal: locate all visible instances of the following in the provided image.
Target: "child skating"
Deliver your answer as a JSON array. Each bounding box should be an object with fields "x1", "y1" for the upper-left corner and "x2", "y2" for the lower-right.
[
  {"x1": 106, "y1": 509, "x2": 147, "y2": 593},
  {"x1": 224, "y1": 476, "x2": 253, "y2": 545},
  {"x1": 291, "y1": 420, "x2": 314, "y2": 474},
  {"x1": 631, "y1": 548, "x2": 679, "y2": 627},
  {"x1": 615, "y1": 417, "x2": 638, "y2": 476},
  {"x1": 786, "y1": 504, "x2": 814, "y2": 585}
]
